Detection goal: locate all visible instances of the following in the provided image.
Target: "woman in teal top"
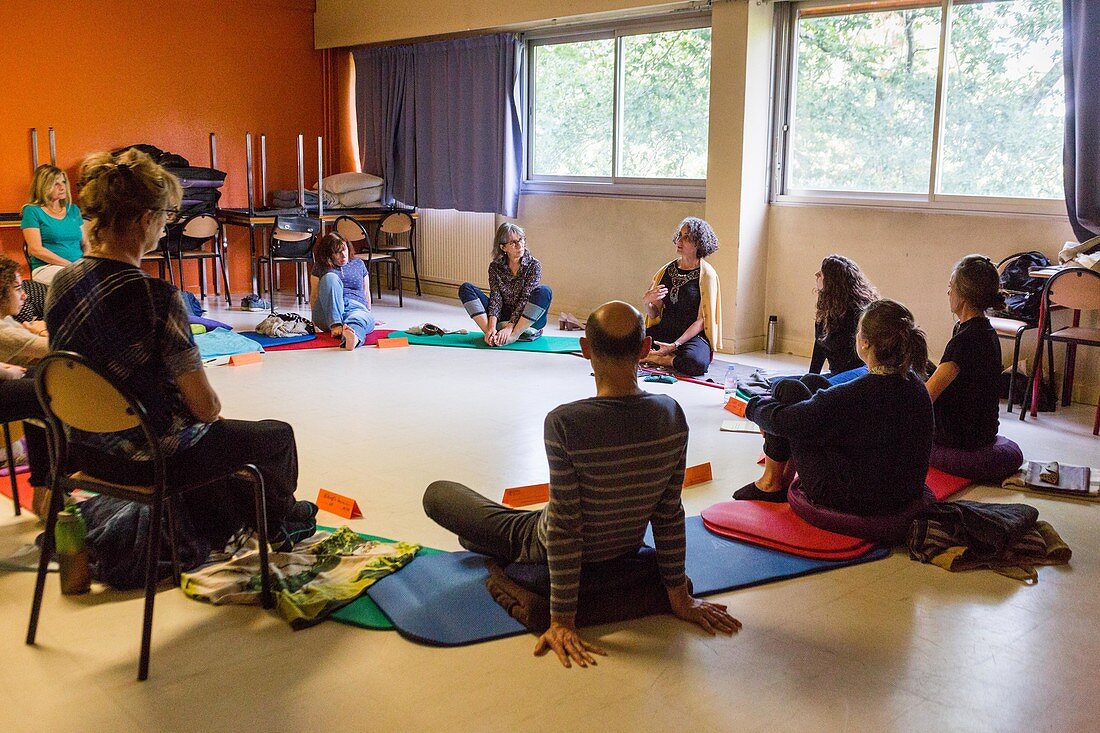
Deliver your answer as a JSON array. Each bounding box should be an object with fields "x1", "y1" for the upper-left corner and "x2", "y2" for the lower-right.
[{"x1": 20, "y1": 164, "x2": 88, "y2": 285}]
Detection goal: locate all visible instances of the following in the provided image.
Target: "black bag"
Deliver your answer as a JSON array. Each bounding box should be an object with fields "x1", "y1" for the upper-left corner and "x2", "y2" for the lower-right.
[
  {"x1": 1001, "y1": 368, "x2": 1055, "y2": 412},
  {"x1": 992, "y1": 251, "x2": 1050, "y2": 324}
]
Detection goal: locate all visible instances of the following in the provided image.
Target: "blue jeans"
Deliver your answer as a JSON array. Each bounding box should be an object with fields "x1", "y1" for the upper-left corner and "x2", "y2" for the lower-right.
[
  {"x1": 312, "y1": 272, "x2": 376, "y2": 346},
  {"x1": 458, "y1": 282, "x2": 552, "y2": 332}
]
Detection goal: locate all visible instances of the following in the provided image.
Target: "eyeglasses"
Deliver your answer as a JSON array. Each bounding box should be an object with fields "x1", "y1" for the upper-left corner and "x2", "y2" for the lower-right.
[
  {"x1": 672, "y1": 232, "x2": 693, "y2": 244},
  {"x1": 156, "y1": 208, "x2": 181, "y2": 223},
  {"x1": 503, "y1": 238, "x2": 525, "y2": 248}
]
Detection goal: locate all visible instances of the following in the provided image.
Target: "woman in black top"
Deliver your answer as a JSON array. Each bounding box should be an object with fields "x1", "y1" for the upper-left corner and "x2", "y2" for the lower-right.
[
  {"x1": 809, "y1": 255, "x2": 879, "y2": 377},
  {"x1": 926, "y1": 256, "x2": 1006, "y2": 452},
  {"x1": 737, "y1": 300, "x2": 933, "y2": 516}
]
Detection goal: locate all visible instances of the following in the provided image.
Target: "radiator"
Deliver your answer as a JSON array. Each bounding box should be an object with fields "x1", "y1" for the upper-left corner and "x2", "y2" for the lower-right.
[{"x1": 411, "y1": 208, "x2": 496, "y2": 288}]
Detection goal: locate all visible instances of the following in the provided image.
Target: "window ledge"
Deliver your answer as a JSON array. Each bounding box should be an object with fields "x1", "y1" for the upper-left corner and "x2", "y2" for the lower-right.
[
  {"x1": 521, "y1": 179, "x2": 706, "y2": 201},
  {"x1": 772, "y1": 193, "x2": 1068, "y2": 219}
]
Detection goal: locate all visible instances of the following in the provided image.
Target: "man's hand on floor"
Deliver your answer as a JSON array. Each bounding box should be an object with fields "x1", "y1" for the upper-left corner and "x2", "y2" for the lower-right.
[
  {"x1": 668, "y1": 583, "x2": 742, "y2": 636},
  {"x1": 534, "y1": 620, "x2": 607, "y2": 669}
]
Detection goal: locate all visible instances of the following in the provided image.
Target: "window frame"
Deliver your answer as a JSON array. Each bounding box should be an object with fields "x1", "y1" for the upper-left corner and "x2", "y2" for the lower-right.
[
  {"x1": 770, "y1": 0, "x2": 1067, "y2": 217},
  {"x1": 522, "y1": 13, "x2": 712, "y2": 200}
]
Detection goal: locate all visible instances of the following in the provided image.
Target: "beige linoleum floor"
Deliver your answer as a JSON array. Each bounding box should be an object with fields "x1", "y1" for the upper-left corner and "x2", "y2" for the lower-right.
[{"x1": 1, "y1": 290, "x2": 1097, "y2": 733}]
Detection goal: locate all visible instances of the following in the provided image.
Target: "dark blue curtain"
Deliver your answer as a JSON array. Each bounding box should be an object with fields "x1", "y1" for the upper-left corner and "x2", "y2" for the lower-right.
[
  {"x1": 354, "y1": 34, "x2": 522, "y2": 217},
  {"x1": 1064, "y1": 0, "x2": 1100, "y2": 240}
]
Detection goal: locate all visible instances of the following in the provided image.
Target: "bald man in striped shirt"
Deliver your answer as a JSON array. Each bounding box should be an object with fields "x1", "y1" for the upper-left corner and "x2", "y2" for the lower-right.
[{"x1": 424, "y1": 301, "x2": 739, "y2": 668}]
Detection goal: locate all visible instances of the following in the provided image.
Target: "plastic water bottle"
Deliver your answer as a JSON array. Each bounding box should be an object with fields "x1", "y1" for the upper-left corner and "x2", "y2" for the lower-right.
[
  {"x1": 56, "y1": 505, "x2": 91, "y2": 595},
  {"x1": 723, "y1": 365, "x2": 738, "y2": 404}
]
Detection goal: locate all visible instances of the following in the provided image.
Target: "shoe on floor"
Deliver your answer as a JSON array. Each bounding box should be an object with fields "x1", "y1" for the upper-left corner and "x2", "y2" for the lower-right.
[{"x1": 240, "y1": 294, "x2": 272, "y2": 312}]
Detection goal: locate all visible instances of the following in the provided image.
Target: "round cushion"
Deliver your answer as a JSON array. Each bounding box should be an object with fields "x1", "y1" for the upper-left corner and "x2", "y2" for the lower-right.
[
  {"x1": 928, "y1": 436, "x2": 1024, "y2": 483},
  {"x1": 788, "y1": 482, "x2": 933, "y2": 545}
]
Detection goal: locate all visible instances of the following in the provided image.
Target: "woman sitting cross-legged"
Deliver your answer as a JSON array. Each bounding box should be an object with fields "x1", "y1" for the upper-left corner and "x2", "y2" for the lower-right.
[
  {"x1": 736, "y1": 299, "x2": 933, "y2": 518},
  {"x1": 45, "y1": 148, "x2": 316, "y2": 552},
  {"x1": 310, "y1": 232, "x2": 376, "y2": 350},
  {"x1": 809, "y1": 254, "x2": 879, "y2": 379},
  {"x1": 642, "y1": 217, "x2": 722, "y2": 377},
  {"x1": 925, "y1": 256, "x2": 1022, "y2": 482},
  {"x1": 459, "y1": 222, "x2": 552, "y2": 346}
]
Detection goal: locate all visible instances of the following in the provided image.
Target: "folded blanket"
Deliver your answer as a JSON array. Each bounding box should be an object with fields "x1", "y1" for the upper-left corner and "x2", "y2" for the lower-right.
[
  {"x1": 182, "y1": 528, "x2": 419, "y2": 629},
  {"x1": 194, "y1": 328, "x2": 264, "y2": 359},
  {"x1": 255, "y1": 313, "x2": 314, "y2": 338}
]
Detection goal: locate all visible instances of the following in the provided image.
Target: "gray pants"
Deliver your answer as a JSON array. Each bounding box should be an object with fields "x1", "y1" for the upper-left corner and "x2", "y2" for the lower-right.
[{"x1": 422, "y1": 480, "x2": 547, "y2": 563}]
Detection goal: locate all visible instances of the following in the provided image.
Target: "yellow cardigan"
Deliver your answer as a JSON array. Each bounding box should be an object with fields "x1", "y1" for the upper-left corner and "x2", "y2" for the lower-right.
[{"x1": 645, "y1": 259, "x2": 722, "y2": 352}]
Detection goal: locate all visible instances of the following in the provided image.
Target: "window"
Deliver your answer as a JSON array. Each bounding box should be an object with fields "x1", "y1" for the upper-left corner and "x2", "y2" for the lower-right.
[
  {"x1": 526, "y1": 19, "x2": 712, "y2": 196},
  {"x1": 775, "y1": 0, "x2": 1064, "y2": 211}
]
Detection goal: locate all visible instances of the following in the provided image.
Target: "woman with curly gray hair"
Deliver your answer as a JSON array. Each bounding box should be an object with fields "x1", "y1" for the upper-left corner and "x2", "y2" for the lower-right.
[{"x1": 642, "y1": 217, "x2": 722, "y2": 376}]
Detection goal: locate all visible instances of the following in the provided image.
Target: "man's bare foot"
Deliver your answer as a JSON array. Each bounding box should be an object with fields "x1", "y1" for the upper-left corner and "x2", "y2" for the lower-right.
[{"x1": 342, "y1": 328, "x2": 360, "y2": 350}]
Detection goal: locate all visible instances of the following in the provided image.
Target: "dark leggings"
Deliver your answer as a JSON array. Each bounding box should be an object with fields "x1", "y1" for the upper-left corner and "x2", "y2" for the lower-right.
[
  {"x1": 0, "y1": 376, "x2": 50, "y2": 487},
  {"x1": 761, "y1": 374, "x2": 832, "y2": 463},
  {"x1": 422, "y1": 480, "x2": 546, "y2": 563},
  {"x1": 644, "y1": 329, "x2": 712, "y2": 376}
]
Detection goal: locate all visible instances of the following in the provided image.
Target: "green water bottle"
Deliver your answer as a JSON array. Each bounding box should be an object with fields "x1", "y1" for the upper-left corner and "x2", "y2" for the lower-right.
[{"x1": 55, "y1": 505, "x2": 91, "y2": 595}]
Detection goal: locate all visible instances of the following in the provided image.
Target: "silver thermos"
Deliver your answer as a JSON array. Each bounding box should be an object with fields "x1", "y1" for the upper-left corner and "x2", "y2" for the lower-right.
[{"x1": 766, "y1": 315, "x2": 778, "y2": 355}]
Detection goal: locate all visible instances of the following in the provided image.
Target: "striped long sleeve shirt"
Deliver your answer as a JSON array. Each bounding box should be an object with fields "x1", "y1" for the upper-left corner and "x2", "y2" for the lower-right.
[{"x1": 537, "y1": 393, "x2": 689, "y2": 618}]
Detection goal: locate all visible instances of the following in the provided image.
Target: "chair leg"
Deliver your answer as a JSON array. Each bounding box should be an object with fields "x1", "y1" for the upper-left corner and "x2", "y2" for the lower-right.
[
  {"x1": 409, "y1": 243, "x2": 422, "y2": 296},
  {"x1": 3, "y1": 423, "x2": 20, "y2": 516},
  {"x1": 137, "y1": 494, "x2": 166, "y2": 681},
  {"x1": 165, "y1": 496, "x2": 181, "y2": 584},
  {"x1": 26, "y1": 479, "x2": 64, "y2": 645},
  {"x1": 220, "y1": 252, "x2": 232, "y2": 306},
  {"x1": 199, "y1": 260, "x2": 207, "y2": 301},
  {"x1": 395, "y1": 260, "x2": 403, "y2": 307},
  {"x1": 1007, "y1": 330, "x2": 1024, "y2": 414},
  {"x1": 268, "y1": 259, "x2": 276, "y2": 314},
  {"x1": 248, "y1": 467, "x2": 274, "y2": 610}
]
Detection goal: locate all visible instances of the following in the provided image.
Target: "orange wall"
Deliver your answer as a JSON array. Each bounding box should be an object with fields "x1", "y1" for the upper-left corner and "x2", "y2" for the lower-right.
[{"x1": 0, "y1": 0, "x2": 325, "y2": 293}]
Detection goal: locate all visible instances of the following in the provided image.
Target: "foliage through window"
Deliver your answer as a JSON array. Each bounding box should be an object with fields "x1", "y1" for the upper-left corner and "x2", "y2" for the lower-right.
[
  {"x1": 779, "y1": 0, "x2": 1064, "y2": 204},
  {"x1": 528, "y1": 24, "x2": 711, "y2": 187}
]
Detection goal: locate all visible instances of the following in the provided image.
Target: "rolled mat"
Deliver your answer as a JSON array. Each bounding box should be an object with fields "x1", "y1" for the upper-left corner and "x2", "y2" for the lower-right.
[
  {"x1": 365, "y1": 516, "x2": 888, "y2": 646},
  {"x1": 388, "y1": 331, "x2": 581, "y2": 354}
]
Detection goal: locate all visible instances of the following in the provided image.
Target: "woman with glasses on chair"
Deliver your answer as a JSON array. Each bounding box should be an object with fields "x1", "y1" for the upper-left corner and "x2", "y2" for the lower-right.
[
  {"x1": 20, "y1": 164, "x2": 89, "y2": 286},
  {"x1": 642, "y1": 217, "x2": 722, "y2": 377},
  {"x1": 45, "y1": 148, "x2": 316, "y2": 554},
  {"x1": 459, "y1": 222, "x2": 553, "y2": 346}
]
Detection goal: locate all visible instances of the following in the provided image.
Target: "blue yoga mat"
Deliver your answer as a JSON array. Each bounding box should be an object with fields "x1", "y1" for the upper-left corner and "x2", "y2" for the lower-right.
[
  {"x1": 367, "y1": 516, "x2": 889, "y2": 646},
  {"x1": 239, "y1": 331, "x2": 317, "y2": 349}
]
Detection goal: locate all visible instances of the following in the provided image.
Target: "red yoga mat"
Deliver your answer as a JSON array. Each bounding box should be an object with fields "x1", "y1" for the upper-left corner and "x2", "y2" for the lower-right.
[
  {"x1": 701, "y1": 501, "x2": 875, "y2": 560},
  {"x1": 263, "y1": 329, "x2": 395, "y2": 351},
  {"x1": 0, "y1": 469, "x2": 33, "y2": 512}
]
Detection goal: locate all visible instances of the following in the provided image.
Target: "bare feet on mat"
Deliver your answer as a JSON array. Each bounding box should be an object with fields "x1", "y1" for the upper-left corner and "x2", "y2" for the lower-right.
[
  {"x1": 342, "y1": 327, "x2": 359, "y2": 350},
  {"x1": 329, "y1": 324, "x2": 344, "y2": 340}
]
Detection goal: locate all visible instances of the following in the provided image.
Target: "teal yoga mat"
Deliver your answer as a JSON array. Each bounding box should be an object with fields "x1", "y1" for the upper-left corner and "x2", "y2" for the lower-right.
[{"x1": 389, "y1": 331, "x2": 581, "y2": 353}]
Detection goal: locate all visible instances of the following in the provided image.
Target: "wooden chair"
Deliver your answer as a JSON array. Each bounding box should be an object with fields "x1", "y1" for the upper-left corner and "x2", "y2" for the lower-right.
[
  {"x1": 140, "y1": 227, "x2": 176, "y2": 286},
  {"x1": 990, "y1": 251, "x2": 1054, "y2": 413},
  {"x1": 334, "y1": 216, "x2": 402, "y2": 307},
  {"x1": 172, "y1": 214, "x2": 231, "y2": 305},
  {"x1": 27, "y1": 352, "x2": 274, "y2": 681},
  {"x1": 376, "y1": 212, "x2": 421, "y2": 296},
  {"x1": 257, "y1": 216, "x2": 320, "y2": 308},
  {"x1": 1020, "y1": 267, "x2": 1100, "y2": 435}
]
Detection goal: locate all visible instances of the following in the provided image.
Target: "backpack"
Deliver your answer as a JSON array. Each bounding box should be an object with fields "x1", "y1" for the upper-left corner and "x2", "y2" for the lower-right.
[{"x1": 992, "y1": 251, "x2": 1050, "y2": 324}]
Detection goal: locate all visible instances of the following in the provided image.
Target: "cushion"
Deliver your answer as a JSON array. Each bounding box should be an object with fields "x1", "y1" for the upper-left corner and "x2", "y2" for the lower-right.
[
  {"x1": 788, "y1": 481, "x2": 934, "y2": 545},
  {"x1": 337, "y1": 186, "x2": 383, "y2": 208},
  {"x1": 701, "y1": 501, "x2": 875, "y2": 559},
  {"x1": 319, "y1": 172, "x2": 384, "y2": 195},
  {"x1": 486, "y1": 547, "x2": 672, "y2": 633},
  {"x1": 929, "y1": 436, "x2": 1024, "y2": 483}
]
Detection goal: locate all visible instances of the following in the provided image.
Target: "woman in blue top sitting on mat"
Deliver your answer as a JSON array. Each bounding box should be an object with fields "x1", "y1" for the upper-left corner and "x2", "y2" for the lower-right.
[
  {"x1": 925, "y1": 256, "x2": 1021, "y2": 480},
  {"x1": 459, "y1": 223, "x2": 552, "y2": 346},
  {"x1": 310, "y1": 232, "x2": 376, "y2": 350},
  {"x1": 736, "y1": 299, "x2": 933, "y2": 516},
  {"x1": 20, "y1": 164, "x2": 89, "y2": 286}
]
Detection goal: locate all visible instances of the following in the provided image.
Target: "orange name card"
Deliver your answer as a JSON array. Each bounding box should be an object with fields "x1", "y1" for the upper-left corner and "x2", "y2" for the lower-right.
[
  {"x1": 682, "y1": 462, "x2": 713, "y2": 488},
  {"x1": 723, "y1": 396, "x2": 747, "y2": 417},
  {"x1": 229, "y1": 351, "x2": 262, "y2": 366},
  {"x1": 317, "y1": 488, "x2": 362, "y2": 519},
  {"x1": 378, "y1": 337, "x2": 409, "y2": 349},
  {"x1": 502, "y1": 483, "x2": 550, "y2": 508}
]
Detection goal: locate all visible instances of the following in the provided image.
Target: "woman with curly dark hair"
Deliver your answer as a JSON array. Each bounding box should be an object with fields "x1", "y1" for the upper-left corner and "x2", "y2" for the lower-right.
[
  {"x1": 810, "y1": 255, "x2": 879, "y2": 377},
  {"x1": 642, "y1": 217, "x2": 722, "y2": 376}
]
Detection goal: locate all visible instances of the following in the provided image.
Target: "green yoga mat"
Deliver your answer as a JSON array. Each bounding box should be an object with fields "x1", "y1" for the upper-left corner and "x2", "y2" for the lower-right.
[
  {"x1": 326, "y1": 529, "x2": 445, "y2": 630},
  {"x1": 390, "y1": 331, "x2": 581, "y2": 353}
]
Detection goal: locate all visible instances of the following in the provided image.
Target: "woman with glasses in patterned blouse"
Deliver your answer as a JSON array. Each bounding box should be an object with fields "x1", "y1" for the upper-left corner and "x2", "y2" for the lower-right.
[{"x1": 459, "y1": 223, "x2": 553, "y2": 346}]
